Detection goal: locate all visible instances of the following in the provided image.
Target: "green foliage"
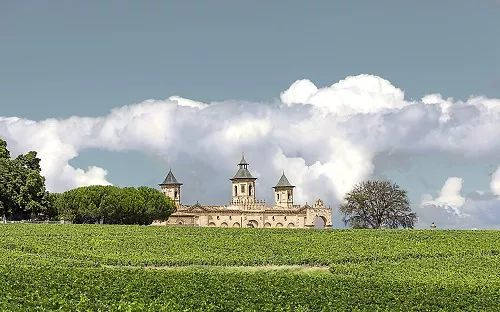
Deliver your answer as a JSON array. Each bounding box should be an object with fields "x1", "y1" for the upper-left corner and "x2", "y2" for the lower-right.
[
  {"x1": 56, "y1": 185, "x2": 174, "y2": 225},
  {"x1": 340, "y1": 180, "x2": 417, "y2": 229},
  {"x1": 45, "y1": 193, "x2": 61, "y2": 220},
  {"x1": 0, "y1": 139, "x2": 10, "y2": 159},
  {"x1": 0, "y1": 225, "x2": 498, "y2": 311},
  {"x1": 0, "y1": 138, "x2": 49, "y2": 220}
]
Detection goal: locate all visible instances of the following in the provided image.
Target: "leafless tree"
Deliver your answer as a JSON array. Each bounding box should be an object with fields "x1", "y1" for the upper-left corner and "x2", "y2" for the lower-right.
[{"x1": 340, "y1": 180, "x2": 417, "y2": 229}]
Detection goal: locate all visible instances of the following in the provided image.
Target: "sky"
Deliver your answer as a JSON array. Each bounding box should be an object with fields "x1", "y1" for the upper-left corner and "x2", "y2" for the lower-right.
[{"x1": 1, "y1": 1, "x2": 499, "y2": 228}]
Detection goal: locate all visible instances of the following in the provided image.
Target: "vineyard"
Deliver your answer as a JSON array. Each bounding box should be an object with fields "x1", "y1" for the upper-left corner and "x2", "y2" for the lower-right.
[{"x1": 1, "y1": 224, "x2": 499, "y2": 311}]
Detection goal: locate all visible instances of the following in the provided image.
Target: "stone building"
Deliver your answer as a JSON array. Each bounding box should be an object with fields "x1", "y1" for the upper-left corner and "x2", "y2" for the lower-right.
[{"x1": 156, "y1": 156, "x2": 332, "y2": 228}]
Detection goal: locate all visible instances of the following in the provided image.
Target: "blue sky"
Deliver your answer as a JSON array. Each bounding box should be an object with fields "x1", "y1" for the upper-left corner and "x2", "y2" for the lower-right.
[
  {"x1": 1, "y1": 1, "x2": 499, "y2": 228},
  {"x1": 2, "y1": 1, "x2": 499, "y2": 119}
]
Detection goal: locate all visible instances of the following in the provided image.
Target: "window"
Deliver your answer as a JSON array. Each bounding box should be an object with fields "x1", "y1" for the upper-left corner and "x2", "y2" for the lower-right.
[
  {"x1": 277, "y1": 193, "x2": 280, "y2": 200},
  {"x1": 288, "y1": 191, "x2": 292, "y2": 200},
  {"x1": 241, "y1": 184, "x2": 246, "y2": 193},
  {"x1": 174, "y1": 191, "x2": 178, "y2": 199},
  {"x1": 249, "y1": 185, "x2": 253, "y2": 195},
  {"x1": 234, "y1": 185, "x2": 237, "y2": 195}
]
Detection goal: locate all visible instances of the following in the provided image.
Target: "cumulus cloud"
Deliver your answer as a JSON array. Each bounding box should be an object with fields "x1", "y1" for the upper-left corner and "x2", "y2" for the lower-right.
[
  {"x1": 1, "y1": 74, "x2": 500, "y2": 228},
  {"x1": 280, "y1": 74, "x2": 407, "y2": 116},
  {"x1": 419, "y1": 175, "x2": 500, "y2": 229},
  {"x1": 420, "y1": 177, "x2": 468, "y2": 226},
  {"x1": 422, "y1": 177, "x2": 466, "y2": 210}
]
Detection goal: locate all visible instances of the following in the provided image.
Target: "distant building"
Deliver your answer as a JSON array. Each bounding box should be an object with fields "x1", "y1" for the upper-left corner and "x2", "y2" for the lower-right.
[{"x1": 155, "y1": 155, "x2": 332, "y2": 228}]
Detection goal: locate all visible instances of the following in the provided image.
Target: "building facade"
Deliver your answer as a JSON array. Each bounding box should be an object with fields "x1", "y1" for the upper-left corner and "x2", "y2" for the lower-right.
[{"x1": 156, "y1": 156, "x2": 332, "y2": 228}]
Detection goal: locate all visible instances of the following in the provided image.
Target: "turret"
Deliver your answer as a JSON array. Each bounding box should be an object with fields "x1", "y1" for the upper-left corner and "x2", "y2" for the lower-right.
[
  {"x1": 159, "y1": 169, "x2": 182, "y2": 206},
  {"x1": 273, "y1": 172, "x2": 294, "y2": 208},
  {"x1": 230, "y1": 155, "x2": 257, "y2": 204}
]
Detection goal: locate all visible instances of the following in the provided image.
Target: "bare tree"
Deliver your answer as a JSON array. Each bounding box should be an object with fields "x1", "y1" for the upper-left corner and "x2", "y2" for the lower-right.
[{"x1": 340, "y1": 180, "x2": 417, "y2": 229}]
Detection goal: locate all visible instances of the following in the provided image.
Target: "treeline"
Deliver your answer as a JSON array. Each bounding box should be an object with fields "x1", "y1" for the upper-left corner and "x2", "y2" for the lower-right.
[
  {"x1": 1, "y1": 138, "x2": 174, "y2": 224},
  {"x1": 54, "y1": 185, "x2": 174, "y2": 225}
]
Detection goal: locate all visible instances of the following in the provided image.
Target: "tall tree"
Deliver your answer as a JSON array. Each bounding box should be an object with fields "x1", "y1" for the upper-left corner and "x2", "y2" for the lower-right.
[
  {"x1": 0, "y1": 138, "x2": 49, "y2": 220},
  {"x1": 340, "y1": 180, "x2": 417, "y2": 229}
]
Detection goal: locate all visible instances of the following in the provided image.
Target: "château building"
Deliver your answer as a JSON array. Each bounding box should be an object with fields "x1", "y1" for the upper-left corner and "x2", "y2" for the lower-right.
[{"x1": 156, "y1": 156, "x2": 332, "y2": 228}]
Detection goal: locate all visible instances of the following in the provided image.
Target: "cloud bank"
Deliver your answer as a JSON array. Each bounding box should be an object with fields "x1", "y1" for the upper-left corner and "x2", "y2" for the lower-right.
[{"x1": 1, "y1": 74, "x2": 499, "y2": 228}]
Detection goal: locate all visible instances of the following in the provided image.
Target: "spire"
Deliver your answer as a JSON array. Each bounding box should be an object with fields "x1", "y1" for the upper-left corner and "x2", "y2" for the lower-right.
[
  {"x1": 231, "y1": 154, "x2": 256, "y2": 180},
  {"x1": 273, "y1": 172, "x2": 294, "y2": 188},
  {"x1": 159, "y1": 169, "x2": 183, "y2": 185},
  {"x1": 238, "y1": 153, "x2": 248, "y2": 167}
]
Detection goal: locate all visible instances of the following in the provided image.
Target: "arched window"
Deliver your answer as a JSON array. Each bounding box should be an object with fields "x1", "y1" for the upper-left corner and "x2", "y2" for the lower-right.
[
  {"x1": 174, "y1": 190, "x2": 178, "y2": 199},
  {"x1": 241, "y1": 184, "x2": 246, "y2": 193},
  {"x1": 249, "y1": 184, "x2": 253, "y2": 195},
  {"x1": 234, "y1": 185, "x2": 237, "y2": 196}
]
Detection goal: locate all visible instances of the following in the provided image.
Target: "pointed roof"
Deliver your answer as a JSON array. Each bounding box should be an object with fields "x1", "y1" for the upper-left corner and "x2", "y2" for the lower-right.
[
  {"x1": 231, "y1": 154, "x2": 256, "y2": 180},
  {"x1": 273, "y1": 172, "x2": 294, "y2": 188},
  {"x1": 238, "y1": 154, "x2": 248, "y2": 166},
  {"x1": 159, "y1": 169, "x2": 183, "y2": 185},
  {"x1": 231, "y1": 167, "x2": 256, "y2": 180}
]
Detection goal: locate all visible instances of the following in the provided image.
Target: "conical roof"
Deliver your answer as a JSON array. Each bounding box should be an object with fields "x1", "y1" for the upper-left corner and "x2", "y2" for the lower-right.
[
  {"x1": 231, "y1": 155, "x2": 256, "y2": 180},
  {"x1": 273, "y1": 172, "x2": 294, "y2": 188},
  {"x1": 238, "y1": 154, "x2": 248, "y2": 165},
  {"x1": 159, "y1": 169, "x2": 182, "y2": 185},
  {"x1": 231, "y1": 167, "x2": 256, "y2": 179}
]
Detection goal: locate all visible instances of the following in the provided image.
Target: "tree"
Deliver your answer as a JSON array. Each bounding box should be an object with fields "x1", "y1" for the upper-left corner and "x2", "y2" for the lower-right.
[
  {"x1": 137, "y1": 186, "x2": 173, "y2": 224},
  {"x1": 340, "y1": 180, "x2": 417, "y2": 229},
  {"x1": 45, "y1": 192, "x2": 61, "y2": 220},
  {"x1": 0, "y1": 138, "x2": 50, "y2": 220},
  {"x1": 0, "y1": 139, "x2": 10, "y2": 159},
  {"x1": 55, "y1": 185, "x2": 174, "y2": 225}
]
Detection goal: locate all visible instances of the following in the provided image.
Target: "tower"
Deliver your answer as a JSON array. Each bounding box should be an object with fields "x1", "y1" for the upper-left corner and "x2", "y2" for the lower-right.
[
  {"x1": 273, "y1": 172, "x2": 294, "y2": 208},
  {"x1": 159, "y1": 169, "x2": 182, "y2": 206},
  {"x1": 230, "y1": 155, "x2": 257, "y2": 204}
]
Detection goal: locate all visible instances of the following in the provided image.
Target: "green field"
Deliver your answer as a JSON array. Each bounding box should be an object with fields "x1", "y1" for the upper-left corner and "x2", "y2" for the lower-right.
[{"x1": 1, "y1": 224, "x2": 499, "y2": 311}]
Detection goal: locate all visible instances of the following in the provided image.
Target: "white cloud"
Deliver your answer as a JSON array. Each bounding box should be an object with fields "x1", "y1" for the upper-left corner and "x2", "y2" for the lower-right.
[
  {"x1": 1, "y1": 74, "x2": 500, "y2": 228},
  {"x1": 491, "y1": 166, "x2": 500, "y2": 196},
  {"x1": 223, "y1": 118, "x2": 272, "y2": 144},
  {"x1": 421, "y1": 177, "x2": 467, "y2": 219},
  {"x1": 280, "y1": 74, "x2": 407, "y2": 116},
  {"x1": 68, "y1": 166, "x2": 111, "y2": 189},
  {"x1": 422, "y1": 93, "x2": 453, "y2": 122},
  {"x1": 168, "y1": 96, "x2": 208, "y2": 109},
  {"x1": 423, "y1": 177, "x2": 466, "y2": 209},
  {"x1": 419, "y1": 176, "x2": 500, "y2": 229},
  {"x1": 280, "y1": 79, "x2": 318, "y2": 106}
]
